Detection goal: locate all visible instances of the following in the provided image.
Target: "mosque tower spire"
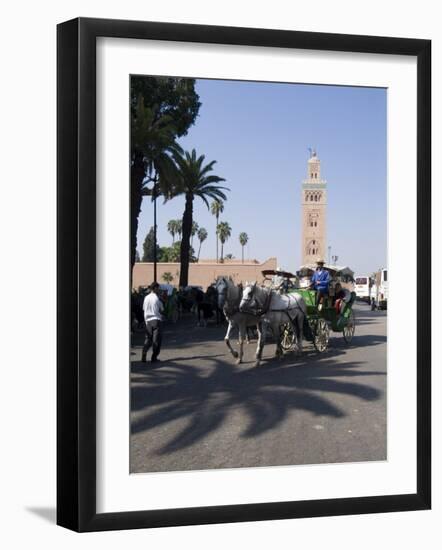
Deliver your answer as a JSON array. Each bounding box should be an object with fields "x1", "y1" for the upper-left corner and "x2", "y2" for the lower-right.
[{"x1": 301, "y1": 149, "x2": 327, "y2": 265}]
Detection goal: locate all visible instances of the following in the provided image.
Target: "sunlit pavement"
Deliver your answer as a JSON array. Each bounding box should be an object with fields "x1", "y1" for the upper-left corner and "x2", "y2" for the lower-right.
[{"x1": 130, "y1": 302, "x2": 386, "y2": 473}]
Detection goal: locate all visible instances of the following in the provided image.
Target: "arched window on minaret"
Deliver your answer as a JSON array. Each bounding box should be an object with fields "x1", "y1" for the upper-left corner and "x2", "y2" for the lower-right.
[{"x1": 306, "y1": 239, "x2": 319, "y2": 258}]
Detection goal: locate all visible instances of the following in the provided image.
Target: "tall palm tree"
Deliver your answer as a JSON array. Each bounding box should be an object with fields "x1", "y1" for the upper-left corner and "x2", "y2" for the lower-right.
[
  {"x1": 217, "y1": 222, "x2": 232, "y2": 263},
  {"x1": 239, "y1": 232, "x2": 249, "y2": 264},
  {"x1": 167, "y1": 219, "x2": 179, "y2": 244},
  {"x1": 171, "y1": 149, "x2": 228, "y2": 287},
  {"x1": 175, "y1": 219, "x2": 183, "y2": 240},
  {"x1": 191, "y1": 221, "x2": 199, "y2": 247},
  {"x1": 131, "y1": 96, "x2": 182, "y2": 281},
  {"x1": 210, "y1": 199, "x2": 224, "y2": 263},
  {"x1": 197, "y1": 227, "x2": 208, "y2": 261}
]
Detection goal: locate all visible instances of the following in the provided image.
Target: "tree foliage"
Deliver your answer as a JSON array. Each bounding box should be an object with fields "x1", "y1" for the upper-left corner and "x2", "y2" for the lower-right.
[
  {"x1": 130, "y1": 76, "x2": 201, "y2": 279},
  {"x1": 217, "y1": 221, "x2": 232, "y2": 263},
  {"x1": 210, "y1": 199, "x2": 224, "y2": 218},
  {"x1": 142, "y1": 227, "x2": 161, "y2": 262},
  {"x1": 239, "y1": 232, "x2": 249, "y2": 263},
  {"x1": 131, "y1": 76, "x2": 201, "y2": 139},
  {"x1": 159, "y1": 240, "x2": 196, "y2": 263},
  {"x1": 171, "y1": 149, "x2": 228, "y2": 286},
  {"x1": 197, "y1": 227, "x2": 208, "y2": 261},
  {"x1": 210, "y1": 199, "x2": 224, "y2": 263},
  {"x1": 162, "y1": 271, "x2": 174, "y2": 284},
  {"x1": 167, "y1": 219, "x2": 181, "y2": 244}
]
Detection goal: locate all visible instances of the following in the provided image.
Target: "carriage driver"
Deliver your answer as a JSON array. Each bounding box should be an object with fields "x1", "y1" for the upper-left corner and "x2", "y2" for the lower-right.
[{"x1": 311, "y1": 259, "x2": 330, "y2": 310}]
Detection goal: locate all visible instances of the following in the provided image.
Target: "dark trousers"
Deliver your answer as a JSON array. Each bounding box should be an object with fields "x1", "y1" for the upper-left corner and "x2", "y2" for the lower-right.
[
  {"x1": 316, "y1": 290, "x2": 328, "y2": 305},
  {"x1": 142, "y1": 319, "x2": 162, "y2": 360}
]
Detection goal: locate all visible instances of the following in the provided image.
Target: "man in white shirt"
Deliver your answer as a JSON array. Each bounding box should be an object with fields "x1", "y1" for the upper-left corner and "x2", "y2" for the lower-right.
[{"x1": 141, "y1": 282, "x2": 164, "y2": 363}]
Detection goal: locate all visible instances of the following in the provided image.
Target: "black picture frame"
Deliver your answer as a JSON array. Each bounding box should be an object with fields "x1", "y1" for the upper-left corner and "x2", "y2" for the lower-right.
[{"x1": 57, "y1": 17, "x2": 431, "y2": 532}]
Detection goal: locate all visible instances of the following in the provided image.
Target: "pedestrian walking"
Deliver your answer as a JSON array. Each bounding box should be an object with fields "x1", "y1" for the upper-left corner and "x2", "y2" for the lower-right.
[{"x1": 141, "y1": 282, "x2": 164, "y2": 363}]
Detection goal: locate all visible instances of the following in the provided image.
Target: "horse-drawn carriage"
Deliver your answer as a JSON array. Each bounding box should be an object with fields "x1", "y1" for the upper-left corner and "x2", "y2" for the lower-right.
[{"x1": 261, "y1": 267, "x2": 356, "y2": 353}]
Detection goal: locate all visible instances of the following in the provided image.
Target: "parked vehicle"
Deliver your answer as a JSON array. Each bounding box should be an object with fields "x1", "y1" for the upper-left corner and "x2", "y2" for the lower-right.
[
  {"x1": 354, "y1": 275, "x2": 373, "y2": 303},
  {"x1": 370, "y1": 268, "x2": 388, "y2": 310}
]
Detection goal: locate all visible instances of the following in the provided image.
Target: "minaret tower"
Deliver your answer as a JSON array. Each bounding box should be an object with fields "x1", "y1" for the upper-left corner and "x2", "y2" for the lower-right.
[{"x1": 301, "y1": 149, "x2": 327, "y2": 265}]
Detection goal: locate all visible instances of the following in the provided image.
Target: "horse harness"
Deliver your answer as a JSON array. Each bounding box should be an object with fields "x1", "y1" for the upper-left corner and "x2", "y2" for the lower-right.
[{"x1": 248, "y1": 287, "x2": 304, "y2": 322}]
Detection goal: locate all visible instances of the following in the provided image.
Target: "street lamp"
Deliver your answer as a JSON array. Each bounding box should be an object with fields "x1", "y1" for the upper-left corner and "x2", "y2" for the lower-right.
[
  {"x1": 144, "y1": 174, "x2": 159, "y2": 283},
  {"x1": 153, "y1": 181, "x2": 158, "y2": 283}
]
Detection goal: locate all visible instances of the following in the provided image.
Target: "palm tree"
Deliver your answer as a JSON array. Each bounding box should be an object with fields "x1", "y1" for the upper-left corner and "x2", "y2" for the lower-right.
[
  {"x1": 167, "y1": 219, "x2": 179, "y2": 244},
  {"x1": 175, "y1": 219, "x2": 183, "y2": 240},
  {"x1": 239, "y1": 232, "x2": 249, "y2": 264},
  {"x1": 171, "y1": 149, "x2": 228, "y2": 287},
  {"x1": 131, "y1": 96, "x2": 182, "y2": 281},
  {"x1": 210, "y1": 199, "x2": 224, "y2": 263},
  {"x1": 191, "y1": 221, "x2": 199, "y2": 247},
  {"x1": 217, "y1": 222, "x2": 232, "y2": 263},
  {"x1": 196, "y1": 227, "x2": 208, "y2": 261},
  {"x1": 162, "y1": 271, "x2": 174, "y2": 284}
]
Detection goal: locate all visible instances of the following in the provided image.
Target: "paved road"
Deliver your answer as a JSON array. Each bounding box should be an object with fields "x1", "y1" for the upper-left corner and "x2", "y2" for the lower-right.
[{"x1": 130, "y1": 302, "x2": 386, "y2": 473}]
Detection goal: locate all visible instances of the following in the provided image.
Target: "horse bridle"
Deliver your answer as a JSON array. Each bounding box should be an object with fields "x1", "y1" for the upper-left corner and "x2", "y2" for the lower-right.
[{"x1": 241, "y1": 283, "x2": 272, "y2": 316}]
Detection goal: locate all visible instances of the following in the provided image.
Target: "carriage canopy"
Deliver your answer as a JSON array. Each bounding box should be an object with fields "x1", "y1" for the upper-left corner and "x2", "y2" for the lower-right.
[
  {"x1": 262, "y1": 269, "x2": 297, "y2": 280},
  {"x1": 297, "y1": 264, "x2": 354, "y2": 280}
]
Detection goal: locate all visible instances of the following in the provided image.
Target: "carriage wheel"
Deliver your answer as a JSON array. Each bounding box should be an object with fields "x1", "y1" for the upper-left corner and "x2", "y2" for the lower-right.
[
  {"x1": 280, "y1": 323, "x2": 296, "y2": 352},
  {"x1": 343, "y1": 310, "x2": 356, "y2": 344},
  {"x1": 313, "y1": 318, "x2": 329, "y2": 352}
]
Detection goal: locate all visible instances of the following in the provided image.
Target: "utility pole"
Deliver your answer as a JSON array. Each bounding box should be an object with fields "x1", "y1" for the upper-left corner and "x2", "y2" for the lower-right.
[
  {"x1": 153, "y1": 175, "x2": 158, "y2": 283},
  {"x1": 328, "y1": 245, "x2": 331, "y2": 265}
]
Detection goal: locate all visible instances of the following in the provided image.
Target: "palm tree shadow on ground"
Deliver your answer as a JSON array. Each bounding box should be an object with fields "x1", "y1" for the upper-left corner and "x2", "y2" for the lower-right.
[{"x1": 131, "y1": 351, "x2": 384, "y2": 456}]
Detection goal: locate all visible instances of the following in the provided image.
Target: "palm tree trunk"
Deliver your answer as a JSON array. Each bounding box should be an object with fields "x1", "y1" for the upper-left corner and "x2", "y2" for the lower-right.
[
  {"x1": 216, "y1": 213, "x2": 219, "y2": 263},
  {"x1": 153, "y1": 183, "x2": 157, "y2": 283},
  {"x1": 242, "y1": 246, "x2": 244, "y2": 264},
  {"x1": 197, "y1": 240, "x2": 202, "y2": 262},
  {"x1": 221, "y1": 241, "x2": 224, "y2": 263},
  {"x1": 179, "y1": 194, "x2": 193, "y2": 287}
]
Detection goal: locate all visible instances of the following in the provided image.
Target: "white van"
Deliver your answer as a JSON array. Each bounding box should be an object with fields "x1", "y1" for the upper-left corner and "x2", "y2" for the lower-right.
[{"x1": 355, "y1": 276, "x2": 371, "y2": 303}]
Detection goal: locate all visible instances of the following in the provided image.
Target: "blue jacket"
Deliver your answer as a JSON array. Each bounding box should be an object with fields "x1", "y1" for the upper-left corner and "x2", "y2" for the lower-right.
[{"x1": 311, "y1": 269, "x2": 330, "y2": 292}]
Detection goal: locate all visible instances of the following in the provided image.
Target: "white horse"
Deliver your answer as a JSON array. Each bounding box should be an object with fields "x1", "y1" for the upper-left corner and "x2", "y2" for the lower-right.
[
  {"x1": 239, "y1": 282, "x2": 307, "y2": 365},
  {"x1": 215, "y1": 277, "x2": 263, "y2": 365}
]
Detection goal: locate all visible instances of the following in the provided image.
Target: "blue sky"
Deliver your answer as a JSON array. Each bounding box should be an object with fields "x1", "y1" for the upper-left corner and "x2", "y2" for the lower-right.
[{"x1": 137, "y1": 78, "x2": 386, "y2": 276}]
